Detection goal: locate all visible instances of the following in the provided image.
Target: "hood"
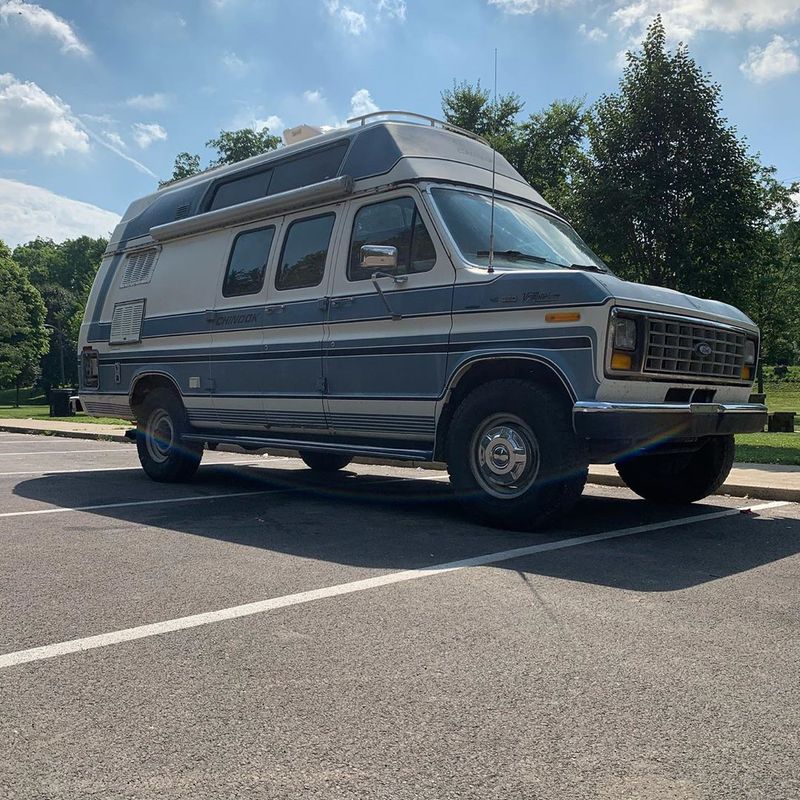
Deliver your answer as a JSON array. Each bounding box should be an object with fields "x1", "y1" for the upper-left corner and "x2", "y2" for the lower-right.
[{"x1": 590, "y1": 273, "x2": 756, "y2": 330}]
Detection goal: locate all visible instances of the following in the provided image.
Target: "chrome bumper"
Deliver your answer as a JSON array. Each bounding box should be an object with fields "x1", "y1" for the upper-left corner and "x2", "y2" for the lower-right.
[{"x1": 573, "y1": 402, "x2": 767, "y2": 441}]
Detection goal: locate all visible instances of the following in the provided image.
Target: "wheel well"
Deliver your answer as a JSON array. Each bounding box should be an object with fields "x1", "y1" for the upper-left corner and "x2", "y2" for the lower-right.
[
  {"x1": 129, "y1": 374, "x2": 183, "y2": 421},
  {"x1": 434, "y1": 358, "x2": 575, "y2": 461}
]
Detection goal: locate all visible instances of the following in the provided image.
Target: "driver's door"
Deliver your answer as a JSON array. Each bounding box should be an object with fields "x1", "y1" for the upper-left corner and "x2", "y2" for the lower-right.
[{"x1": 323, "y1": 191, "x2": 454, "y2": 443}]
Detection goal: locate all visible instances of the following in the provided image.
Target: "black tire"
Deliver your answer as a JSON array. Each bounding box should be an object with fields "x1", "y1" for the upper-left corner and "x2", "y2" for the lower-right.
[
  {"x1": 136, "y1": 388, "x2": 202, "y2": 482},
  {"x1": 446, "y1": 379, "x2": 588, "y2": 531},
  {"x1": 299, "y1": 451, "x2": 353, "y2": 472},
  {"x1": 615, "y1": 434, "x2": 734, "y2": 504}
]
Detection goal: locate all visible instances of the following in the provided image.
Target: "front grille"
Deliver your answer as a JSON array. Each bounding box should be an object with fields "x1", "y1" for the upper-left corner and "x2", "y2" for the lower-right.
[{"x1": 644, "y1": 317, "x2": 746, "y2": 379}]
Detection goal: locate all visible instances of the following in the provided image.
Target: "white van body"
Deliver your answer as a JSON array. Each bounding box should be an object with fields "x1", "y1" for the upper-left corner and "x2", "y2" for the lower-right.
[{"x1": 78, "y1": 112, "x2": 766, "y2": 528}]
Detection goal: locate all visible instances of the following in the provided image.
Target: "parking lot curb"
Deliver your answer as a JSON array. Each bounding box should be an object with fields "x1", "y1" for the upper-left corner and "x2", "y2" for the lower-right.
[
  {"x1": 0, "y1": 424, "x2": 130, "y2": 444},
  {"x1": 1, "y1": 422, "x2": 797, "y2": 503}
]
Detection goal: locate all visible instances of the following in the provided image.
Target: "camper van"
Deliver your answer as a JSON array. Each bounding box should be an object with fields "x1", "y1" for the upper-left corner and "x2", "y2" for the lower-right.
[{"x1": 78, "y1": 111, "x2": 767, "y2": 529}]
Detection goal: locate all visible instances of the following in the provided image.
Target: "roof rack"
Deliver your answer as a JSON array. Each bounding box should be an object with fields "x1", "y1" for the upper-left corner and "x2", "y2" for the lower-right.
[{"x1": 345, "y1": 110, "x2": 490, "y2": 146}]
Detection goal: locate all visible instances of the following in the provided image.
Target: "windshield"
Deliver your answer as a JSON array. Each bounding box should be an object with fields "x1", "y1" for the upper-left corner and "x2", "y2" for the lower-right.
[{"x1": 430, "y1": 188, "x2": 609, "y2": 272}]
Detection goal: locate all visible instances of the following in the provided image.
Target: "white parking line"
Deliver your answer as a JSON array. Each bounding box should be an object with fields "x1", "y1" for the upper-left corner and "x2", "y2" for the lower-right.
[
  {"x1": 0, "y1": 457, "x2": 296, "y2": 477},
  {"x1": 0, "y1": 449, "x2": 123, "y2": 456},
  {"x1": 0, "y1": 500, "x2": 789, "y2": 670}
]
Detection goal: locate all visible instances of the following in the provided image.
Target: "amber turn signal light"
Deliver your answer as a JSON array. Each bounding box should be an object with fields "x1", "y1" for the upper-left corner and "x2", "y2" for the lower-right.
[
  {"x1": 545, "y1": 311, "x2": 581, "y2": 323},
  {"x1": 741, "y1": 366, "x2": 752, "y2": 381},
  {"x1": 610, "y1": 352, "x2": 633, "y2": 370}
]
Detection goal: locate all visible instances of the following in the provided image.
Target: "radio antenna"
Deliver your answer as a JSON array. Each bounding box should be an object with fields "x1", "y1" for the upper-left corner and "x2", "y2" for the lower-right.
[{"x1": 487, "y1": 48, "x2": 498, "y2": 275}]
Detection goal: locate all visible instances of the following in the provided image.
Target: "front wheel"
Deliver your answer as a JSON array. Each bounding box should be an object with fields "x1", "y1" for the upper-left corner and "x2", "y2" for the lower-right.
[
  {"x1": 299, "y1": 451, "x2": 353, "y2": 472},
  {"x1": 136, "y1": 389, "x2": 202, "y2": 482},
  {"x1": 446, "y1": 379, "x2": 588, "y2": 531},
  {"x1": 616, "y1": 435, "x2": 734, "y2": 504}
]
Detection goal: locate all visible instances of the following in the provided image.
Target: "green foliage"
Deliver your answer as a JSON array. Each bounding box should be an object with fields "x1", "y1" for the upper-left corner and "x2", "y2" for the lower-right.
[
  {"x1": 165, "y1": 152, "x2": 202, "y2": 186},
  {"x1": 206, "y1": 128, "x2": 282, "y2": 168},
  {"x1": 11, "y1": 235, "x2": 107, "y2": 387},
  {"x1": 574, "y1": 17, "x2": 766, "y2": 307},
  {"x1": 0, "y1": 243, "x2": 49, "y2": 396},
  {"x1": 164, "y1": 126, "x2": 282, "y2": 185}
]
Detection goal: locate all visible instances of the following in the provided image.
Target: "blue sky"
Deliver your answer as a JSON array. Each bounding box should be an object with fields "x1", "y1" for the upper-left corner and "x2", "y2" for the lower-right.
[{"x1": 1, "y1": 0, "x2": 798, "y2": 246}]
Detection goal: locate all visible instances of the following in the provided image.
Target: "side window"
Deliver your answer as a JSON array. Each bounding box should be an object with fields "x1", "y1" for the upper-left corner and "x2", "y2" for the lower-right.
[
  {"x1": 222, "y1": 226, "x2": 275, "y2": 297},
  {"x1": 348, "y1": 197, "x2": 436, "y2": 282},
  {"x1": 275, "y1": 214, "x2": 335, "y2": 291},
  {"x1": 209, "y1": 169, "x2": 272, "y2": 212}
]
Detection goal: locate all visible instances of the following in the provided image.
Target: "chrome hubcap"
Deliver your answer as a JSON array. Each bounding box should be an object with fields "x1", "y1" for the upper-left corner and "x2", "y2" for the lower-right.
[
  {"x1": 145, "y1": 408, "x2": 174, "y2": 464},
  {"x1": 471, "y1": 414, "x2": 540, "y2": 498}
]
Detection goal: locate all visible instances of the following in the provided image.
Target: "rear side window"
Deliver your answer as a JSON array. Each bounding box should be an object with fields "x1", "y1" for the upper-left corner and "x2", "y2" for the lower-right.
[
  {"x1": 223, "y1": 226, "x2": 275, "y2": 297},
  {"x1": 209, "y1": 169, "x2": 272, "y2": 212},
  {"x1": 275, "y1": 214, "x2": 335, "y2": 291},
  {"x1": 269, "y1": 141, "x2": 348, "y2": 195},
  {"x1": 348, "y1": 197, "x2": 436, "y2": 282}
]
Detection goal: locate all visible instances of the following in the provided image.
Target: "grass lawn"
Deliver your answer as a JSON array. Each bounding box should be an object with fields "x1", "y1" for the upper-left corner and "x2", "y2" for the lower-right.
[
  {"x1": 0, "y1": 404, "x2": 129, "y2": 426},
  {"x1": 735, "y1": 433, "x2": 800, "y2": 467}
]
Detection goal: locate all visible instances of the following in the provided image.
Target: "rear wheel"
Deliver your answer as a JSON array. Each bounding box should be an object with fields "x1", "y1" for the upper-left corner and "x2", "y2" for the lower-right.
[
  {"x1": 616, "y1": 435, "x2": 734, "y2": 504},
  {"x1": 446, "y1": 379, "x2": 587, "y2": 530},
  {"x1": 136, "y1": 389, "x2": 202, "y2": 482},
  {"x1": 299, "y1": 451, "x2": 353, "y2": 472}
]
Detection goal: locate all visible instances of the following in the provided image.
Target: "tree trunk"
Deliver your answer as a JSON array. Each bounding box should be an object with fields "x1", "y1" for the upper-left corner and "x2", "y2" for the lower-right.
[{"x1": 15, "y1": 375, "x2": 20, "y2": 408}]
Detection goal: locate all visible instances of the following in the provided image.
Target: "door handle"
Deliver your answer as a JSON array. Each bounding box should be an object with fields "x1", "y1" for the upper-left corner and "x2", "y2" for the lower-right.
[
  {"x1": 265, "y1": 304, "x2": 286, "y2": 314},
  {"x1": 330, "y1": 297, "x2": 354, "y2": 308}
]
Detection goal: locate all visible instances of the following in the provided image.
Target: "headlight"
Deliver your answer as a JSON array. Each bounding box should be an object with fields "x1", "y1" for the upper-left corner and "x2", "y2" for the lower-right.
[
  {"x1": 613, "y1": 317, "x2": 637, "y2": 351},
  {"x1": 744, "y1": 339, "x2": 757, "y2": 365}
]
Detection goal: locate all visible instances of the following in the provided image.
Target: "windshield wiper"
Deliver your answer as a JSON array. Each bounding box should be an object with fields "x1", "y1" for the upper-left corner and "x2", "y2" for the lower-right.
[
  {"x1": 475, "y1": 250, "x2": 548, "y2": 264},
  {"x1": 565, "y1": 262, "x2": 608, "y2": 274},
  {"x1": 474, "y1": 250, "x2": 608, "y2": 273}
]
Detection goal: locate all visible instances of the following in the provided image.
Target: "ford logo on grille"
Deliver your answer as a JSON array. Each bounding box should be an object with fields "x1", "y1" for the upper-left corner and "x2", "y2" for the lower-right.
[{"x1": 695, "y1": 342, "x2": 713, "y2": 358}]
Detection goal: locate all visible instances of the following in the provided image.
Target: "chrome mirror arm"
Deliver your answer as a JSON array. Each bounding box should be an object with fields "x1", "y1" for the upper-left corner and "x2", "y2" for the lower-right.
[{"x1": 370, "y1": 272, "x2": 407, "y2": 320}]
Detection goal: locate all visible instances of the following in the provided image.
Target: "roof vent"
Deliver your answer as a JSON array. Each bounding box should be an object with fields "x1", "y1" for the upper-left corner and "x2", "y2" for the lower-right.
[
  {"x1": 120, "y1": 248, "x2": 158, "y2": 288},
  {"x1": 283, "y1": 124, "x2": 324, "y2": 146}
]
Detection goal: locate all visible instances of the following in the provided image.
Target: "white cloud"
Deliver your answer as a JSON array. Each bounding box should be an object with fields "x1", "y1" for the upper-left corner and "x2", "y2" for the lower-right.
[
  {"x1": 377, "y1": 0, "x2": 406, "y2": 20},
  {"x1": 740, "y1": 35, "x2": 800, "y2": 82},
  {"x1": 0, "y1": 178, "x2": 119, "y2": 248},
  {"x1": 325, "y1": 0, "x2": 367, "y2": 34},
  {"x1": 125, "y1": 92, "x2": 169, "y2": 111},
  {"x1": 0, "y1": 0, "x2": 89, "y2": 56},
  {"x1": 221, "y1": 51, "x2": 250, "y2": 76},
  {"x1": 578, "y1": 22, "x2": 607, "y2": 41},
  {"x1": 255, "y1": 114, "x2": 284, "y2": 133},
  {"x1": 0, "y1": 73, "x2": 88, "y2": 156},
  {"x1": 350, "y1": 88, "x2": 379, "y2": 117},
  {"x1": 102, "y1": 130, "x2": 126, "y2": 150},
  {"x1": 304, "y1": 89, "x2": 325, "y2": 103},
  {"x1": 488, "y1": 0, "x2": 574, "y2": 14},
  {"x1": 131, "y1": 122, "x2": 167, "y2": 149},
  {"x1": 611, "y1": 1, "x2": 800, "y2": 41}
]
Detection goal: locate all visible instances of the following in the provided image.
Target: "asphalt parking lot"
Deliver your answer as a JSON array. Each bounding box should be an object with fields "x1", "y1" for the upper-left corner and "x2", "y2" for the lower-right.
[{"x1": 0, "y1": 432, "x2": 798, "y2": 800}]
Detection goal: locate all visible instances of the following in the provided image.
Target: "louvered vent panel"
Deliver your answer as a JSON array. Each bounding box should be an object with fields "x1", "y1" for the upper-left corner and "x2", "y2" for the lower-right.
[
  {"x1": 109, "y1": 300, "x2": 145, "y2": 344},
  {"x1": 174, "y1": 203, "x2": 191, "y2": 220},
  {"x1": 120, "y1": 249, "x2": 158, "y2": 288}
]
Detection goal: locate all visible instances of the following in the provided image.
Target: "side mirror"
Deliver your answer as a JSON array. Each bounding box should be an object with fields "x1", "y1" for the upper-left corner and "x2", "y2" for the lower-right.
[{"x1": 360, "y1": 245, "x2": 398, "y2": 270}]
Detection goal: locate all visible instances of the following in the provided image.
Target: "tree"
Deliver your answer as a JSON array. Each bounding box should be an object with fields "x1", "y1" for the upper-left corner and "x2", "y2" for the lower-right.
[
  {"x1": 0, "y1": 242, "x2": 48, "y2": 404},
  {"x1": 163, "y1": 126, "x2": 282, "y2": 185},
  {"x1": 440, "y1": 81, "x2": 587, "y2": 210},
  {"x1": 573, "y1": 17, "x2": 766, "y2": 307},
  {"x1": 12, "y1": 236, "x2": 107, "y2": 388},
  {"x1": 441, "y1": 80, "x2": 523, "y2": 141},
  {"x1": 511, "y1": 99, "x2": 587, "y2": 211},
  {"x1": 206, "y1": 128, "x2": 281, "y2": 167}
]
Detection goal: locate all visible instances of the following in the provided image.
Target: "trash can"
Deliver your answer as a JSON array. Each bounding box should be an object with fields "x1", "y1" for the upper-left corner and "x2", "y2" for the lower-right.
[{"x1": 49, "y1": 389, "x2": 74, "y2": 417}]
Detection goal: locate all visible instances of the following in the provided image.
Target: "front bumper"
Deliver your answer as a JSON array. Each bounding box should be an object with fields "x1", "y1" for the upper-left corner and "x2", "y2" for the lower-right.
[{"x1": 573, "y1": 401, "x2": 767, "y2": 442}]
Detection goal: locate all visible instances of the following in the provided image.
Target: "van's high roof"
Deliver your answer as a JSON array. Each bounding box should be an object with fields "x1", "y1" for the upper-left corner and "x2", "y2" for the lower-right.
[{"x1": 111, "y1": 114, "x2": 550, "y2": 248}]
